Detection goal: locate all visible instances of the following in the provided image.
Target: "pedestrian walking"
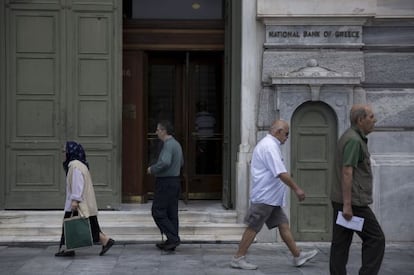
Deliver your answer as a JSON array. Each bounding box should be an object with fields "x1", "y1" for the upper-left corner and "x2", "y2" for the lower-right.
[
  {"x1": 147, "y1": 120, "x2": 184, "y2": 252},
  {"x1": 55, "y1": 141, "x2": 115, "y2": 257},
  {"x1": 330, "y1": 104, "x2": 385, "y2": 274},
  {"x1": 230, "y1": 120, "x2": 318, "y2": 270}
]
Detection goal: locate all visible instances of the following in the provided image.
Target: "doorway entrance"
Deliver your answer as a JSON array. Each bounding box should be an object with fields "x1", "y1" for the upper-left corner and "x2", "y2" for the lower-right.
[
  {"x1": 146, "y1": 52, "x2": 223, "y2": 199},
  {"x1": 121, "y1": 1, "x2": 230, "y2": 204},
  {"x1": 122, "y1": 51, "x2": 224, "y2": 202},
  {"x1": 290, "y1": 101, "x2": 337, "y2": 241}
]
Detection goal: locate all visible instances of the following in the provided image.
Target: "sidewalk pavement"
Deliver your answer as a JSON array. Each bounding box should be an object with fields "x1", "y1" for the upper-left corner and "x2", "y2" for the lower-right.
[{"x1": 0, "y1": 242, "x2": 413, "y2": 275}]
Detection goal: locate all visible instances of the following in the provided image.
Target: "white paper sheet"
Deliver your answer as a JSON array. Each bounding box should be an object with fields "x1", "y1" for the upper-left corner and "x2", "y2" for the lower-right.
[{"x1": 336, "y1": 211, "x2": 365, "y2": 232}]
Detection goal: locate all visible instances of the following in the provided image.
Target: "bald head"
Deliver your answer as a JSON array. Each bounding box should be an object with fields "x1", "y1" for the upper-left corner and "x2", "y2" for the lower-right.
[
  {"x1": 270, "y1": 120, "x2": 288, "y2": 132},
  {"x1": 270, "y1": 120, "x2": 290, "y2": 144}
]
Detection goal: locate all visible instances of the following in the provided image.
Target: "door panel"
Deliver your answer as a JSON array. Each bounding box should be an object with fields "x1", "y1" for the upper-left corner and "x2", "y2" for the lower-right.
[
  {"x1": 68, "y1": 8, "x2": 120, "y2": 208},
  {"x1": 188, "y1": 56, "x2": 223, "y2": 196},
  {"x1": 146, "y1": 52, "x2": 223, "y2": 199},
  {"x1": 5, "y1": 1, "x2": 121, "y2": 209},
  {"x1": 146, "y1": 57, "x2": 184, "y2": 194},
  {"x1": 122, "y1": 51, "x2": 146, "y2": 202},
  {"x1": 6, "y1": 7, "x2": 63, "y2": 208},
  {"x1": 291, "y1": 102, "x2": 337, "y2": 241}
]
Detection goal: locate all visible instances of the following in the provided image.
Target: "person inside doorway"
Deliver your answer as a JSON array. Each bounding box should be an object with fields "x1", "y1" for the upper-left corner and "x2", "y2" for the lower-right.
[
  {"x1": 230, "y1": 120, "x2": 318, "y2": 270},
  {"x1": 195, "y1": 101, "x2": 217, "y2": 174},
  {"x1": 195, "y1": 101, "x2": 216, "y2": 137}
]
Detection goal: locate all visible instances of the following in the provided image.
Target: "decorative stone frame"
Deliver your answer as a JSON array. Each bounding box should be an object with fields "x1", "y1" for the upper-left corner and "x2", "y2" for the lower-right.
[{"x1": 270, "y1": 59, "x2": 364, "y2": 136}]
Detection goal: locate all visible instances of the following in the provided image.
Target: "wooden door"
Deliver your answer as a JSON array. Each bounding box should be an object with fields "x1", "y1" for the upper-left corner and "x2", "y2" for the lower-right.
[
  {"x1": 4, "y1": 0, "x2": 121, "y2": 209},
  {"x1": 122, "y1": 51, "x2": 146, "y2": 203},
  {"x1": 291, "y1": 102, "x2": 337, "y2": 241},
  {"x1": 146, "y1": 52, "x2": 223, "y2": 199}
]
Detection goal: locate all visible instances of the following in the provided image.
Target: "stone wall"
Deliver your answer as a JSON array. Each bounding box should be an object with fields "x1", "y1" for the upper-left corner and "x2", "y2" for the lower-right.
[
  {"x1": 254, "y1": 0, "x2": 414, "y2": 241},
  {"x1": 364, "y1": 19, "x2": 414, "y2": 240}
]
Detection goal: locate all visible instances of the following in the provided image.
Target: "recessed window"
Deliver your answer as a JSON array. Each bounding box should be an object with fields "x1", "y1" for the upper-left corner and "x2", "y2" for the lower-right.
[{"x1": 128, "y1": 0, "x2": 223, "y2": 20}]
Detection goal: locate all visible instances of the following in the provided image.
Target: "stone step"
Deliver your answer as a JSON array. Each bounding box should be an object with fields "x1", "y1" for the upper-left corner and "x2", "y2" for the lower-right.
[
  {"x1": 0, "y1": 210, "x2": 238, "y2": 224},
  {"x1": 0, "y1": 223, "x2": 245, "y2": 242},
  {"x1": 0, "y1": 209, "x2": 245, "y2": 243}
]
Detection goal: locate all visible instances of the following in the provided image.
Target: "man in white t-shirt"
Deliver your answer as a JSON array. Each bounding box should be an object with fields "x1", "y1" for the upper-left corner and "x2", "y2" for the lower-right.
[{"x1": 230, "y1": 120, "x2": 318, "y2": 270}]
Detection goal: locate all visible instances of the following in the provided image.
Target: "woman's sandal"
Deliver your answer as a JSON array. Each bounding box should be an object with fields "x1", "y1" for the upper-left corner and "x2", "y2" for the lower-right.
[
  {"x1": 55, "y1": 250, "x2": 75, "y2": 257},
  {"x1": 99, "y1": 238, "x2": 115, "y2": 256}
]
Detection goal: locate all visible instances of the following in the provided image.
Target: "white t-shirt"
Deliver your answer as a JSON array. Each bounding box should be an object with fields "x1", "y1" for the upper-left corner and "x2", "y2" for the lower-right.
[{"x1": 250, "y1": 134, "x2": 288, "y2": 206}]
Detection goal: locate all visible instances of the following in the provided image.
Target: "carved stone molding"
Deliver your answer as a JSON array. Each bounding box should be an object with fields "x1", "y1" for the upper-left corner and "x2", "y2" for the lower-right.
[
  {"x1": 271, "y1": 59, "x2": 362, "y2": 101},
  {"x1": 259, "y1": 58, "x2": 364, "y2": 135}
]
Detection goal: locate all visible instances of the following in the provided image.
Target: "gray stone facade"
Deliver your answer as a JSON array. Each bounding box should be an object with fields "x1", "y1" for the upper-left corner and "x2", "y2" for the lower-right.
[{"x1": 235, "y1": 0, "x2": 414, "y2": 242}]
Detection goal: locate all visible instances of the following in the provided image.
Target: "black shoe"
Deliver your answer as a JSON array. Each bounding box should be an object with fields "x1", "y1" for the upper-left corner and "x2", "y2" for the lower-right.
[
  {"x1": 162, "y1": 241, "x2": 180, "y2": 251},
  {"x1": 99, "y1": 238, "x2": 115, "y2": 256},
  {"x1": 55, "y1": 250, "x2": 75, "y2": 257},
  {"x1": 155, "y1": 241, "x2": 166, "y2": 250}
]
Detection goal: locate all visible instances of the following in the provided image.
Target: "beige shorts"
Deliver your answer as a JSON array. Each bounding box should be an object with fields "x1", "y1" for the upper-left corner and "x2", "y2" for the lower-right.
[{"x1": 244, "y1": 203, "x2": 289, "y2": 233}]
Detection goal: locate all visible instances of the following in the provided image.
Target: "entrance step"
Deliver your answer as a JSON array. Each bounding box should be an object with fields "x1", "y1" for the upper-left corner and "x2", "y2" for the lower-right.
[{"x1": 0, "y1": 205, "x2": 245, "y2": 244}]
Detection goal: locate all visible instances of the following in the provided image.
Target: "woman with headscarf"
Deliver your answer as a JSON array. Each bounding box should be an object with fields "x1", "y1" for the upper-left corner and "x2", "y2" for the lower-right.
[{"x1": 55, "y1": 141, "x2": 115, "y2": 257}]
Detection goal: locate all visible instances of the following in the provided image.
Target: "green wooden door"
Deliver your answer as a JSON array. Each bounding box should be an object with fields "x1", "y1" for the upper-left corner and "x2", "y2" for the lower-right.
[
  {"x1": 4, "y1": 0, "x2": 121, "y2": 209},
  {"x1": 291, "y1": 102, "x2": 337, "y2": 241}
]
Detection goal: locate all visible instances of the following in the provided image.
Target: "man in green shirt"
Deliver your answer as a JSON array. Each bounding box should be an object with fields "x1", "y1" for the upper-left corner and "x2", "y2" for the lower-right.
[
  {"x1": 147, "y1": 120, "x2": 184, "y2": 252},
  {"x1": 330, "y1": 104, "x2": 385, "y2": 275}
]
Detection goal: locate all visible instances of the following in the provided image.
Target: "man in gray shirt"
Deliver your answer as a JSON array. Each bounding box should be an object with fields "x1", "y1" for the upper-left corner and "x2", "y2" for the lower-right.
[{"x1": 147, "y1": 120, "x2": 184, "y2": 252}]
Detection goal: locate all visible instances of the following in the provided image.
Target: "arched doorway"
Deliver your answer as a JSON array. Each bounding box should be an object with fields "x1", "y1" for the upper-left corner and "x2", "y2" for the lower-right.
[{"x1": 290, "y1": 101, "x2": 337, "y2": 241}]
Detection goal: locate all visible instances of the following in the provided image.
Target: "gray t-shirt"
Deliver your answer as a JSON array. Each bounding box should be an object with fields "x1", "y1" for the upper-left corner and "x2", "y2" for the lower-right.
[{"x1": 150, "y1": 137, "x2": 184, "y2": 177}]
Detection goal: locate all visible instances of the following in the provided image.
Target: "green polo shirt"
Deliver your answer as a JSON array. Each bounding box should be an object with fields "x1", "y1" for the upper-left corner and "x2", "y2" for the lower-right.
[
  {"x1": 331, "y1": 126, "x2": 373, "y2": 206},
  {"x1": 342, "y1": 129, "x2": 366, "y2": 167}
]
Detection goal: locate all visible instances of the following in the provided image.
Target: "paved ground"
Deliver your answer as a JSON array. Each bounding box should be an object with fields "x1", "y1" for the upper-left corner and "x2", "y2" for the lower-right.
[{"x1": 0, "y1": 242, "x2": 413, "y2": 275}]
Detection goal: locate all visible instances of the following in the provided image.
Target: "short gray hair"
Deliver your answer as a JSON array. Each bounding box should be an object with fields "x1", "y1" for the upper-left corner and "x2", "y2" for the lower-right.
[
  {"x1": 158, "y1": 120, "x2": 174, "y2": 135},
  {"x1": 350, "y1": 105, "x2": 368, "y2": 126}
]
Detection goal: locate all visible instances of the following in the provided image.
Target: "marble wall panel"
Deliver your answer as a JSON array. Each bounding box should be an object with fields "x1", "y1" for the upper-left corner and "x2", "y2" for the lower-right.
[
  {"x1": 262, "y1": 51, "x2": 364, "y2": 83},
  {"x1": 372, "y1": 154, "x2": 414, "y2": 241},
  {"x1": 257, "y1": 87, "x2": 278, "y2": 129},
  {"x1": 376, "y1": 0, "x2": 414, "y2": 17},
  {"x1": 364, "y1": 53, "x2": 414, "y2": 84},
  {"x1": 367, "y1": 89, "x2": 414, "y2": 128},
  {"x1": 369, "y1": 131, "x2": 414, "y2": 154},
  {"x1": 257, "y1": 0, "x2": 376, "y2": 17},
  {"x1": 257, "y1": 0, "x2": 413, "y2": 19},
  {"x1": 364, "y1": 26, "x2": 414, "y2": 45}
]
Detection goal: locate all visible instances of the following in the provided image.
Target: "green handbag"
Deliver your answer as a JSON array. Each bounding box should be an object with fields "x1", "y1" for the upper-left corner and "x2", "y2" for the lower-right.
[{"x1": 63, "y1": 212, "x2": 93, "y2": 249}]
